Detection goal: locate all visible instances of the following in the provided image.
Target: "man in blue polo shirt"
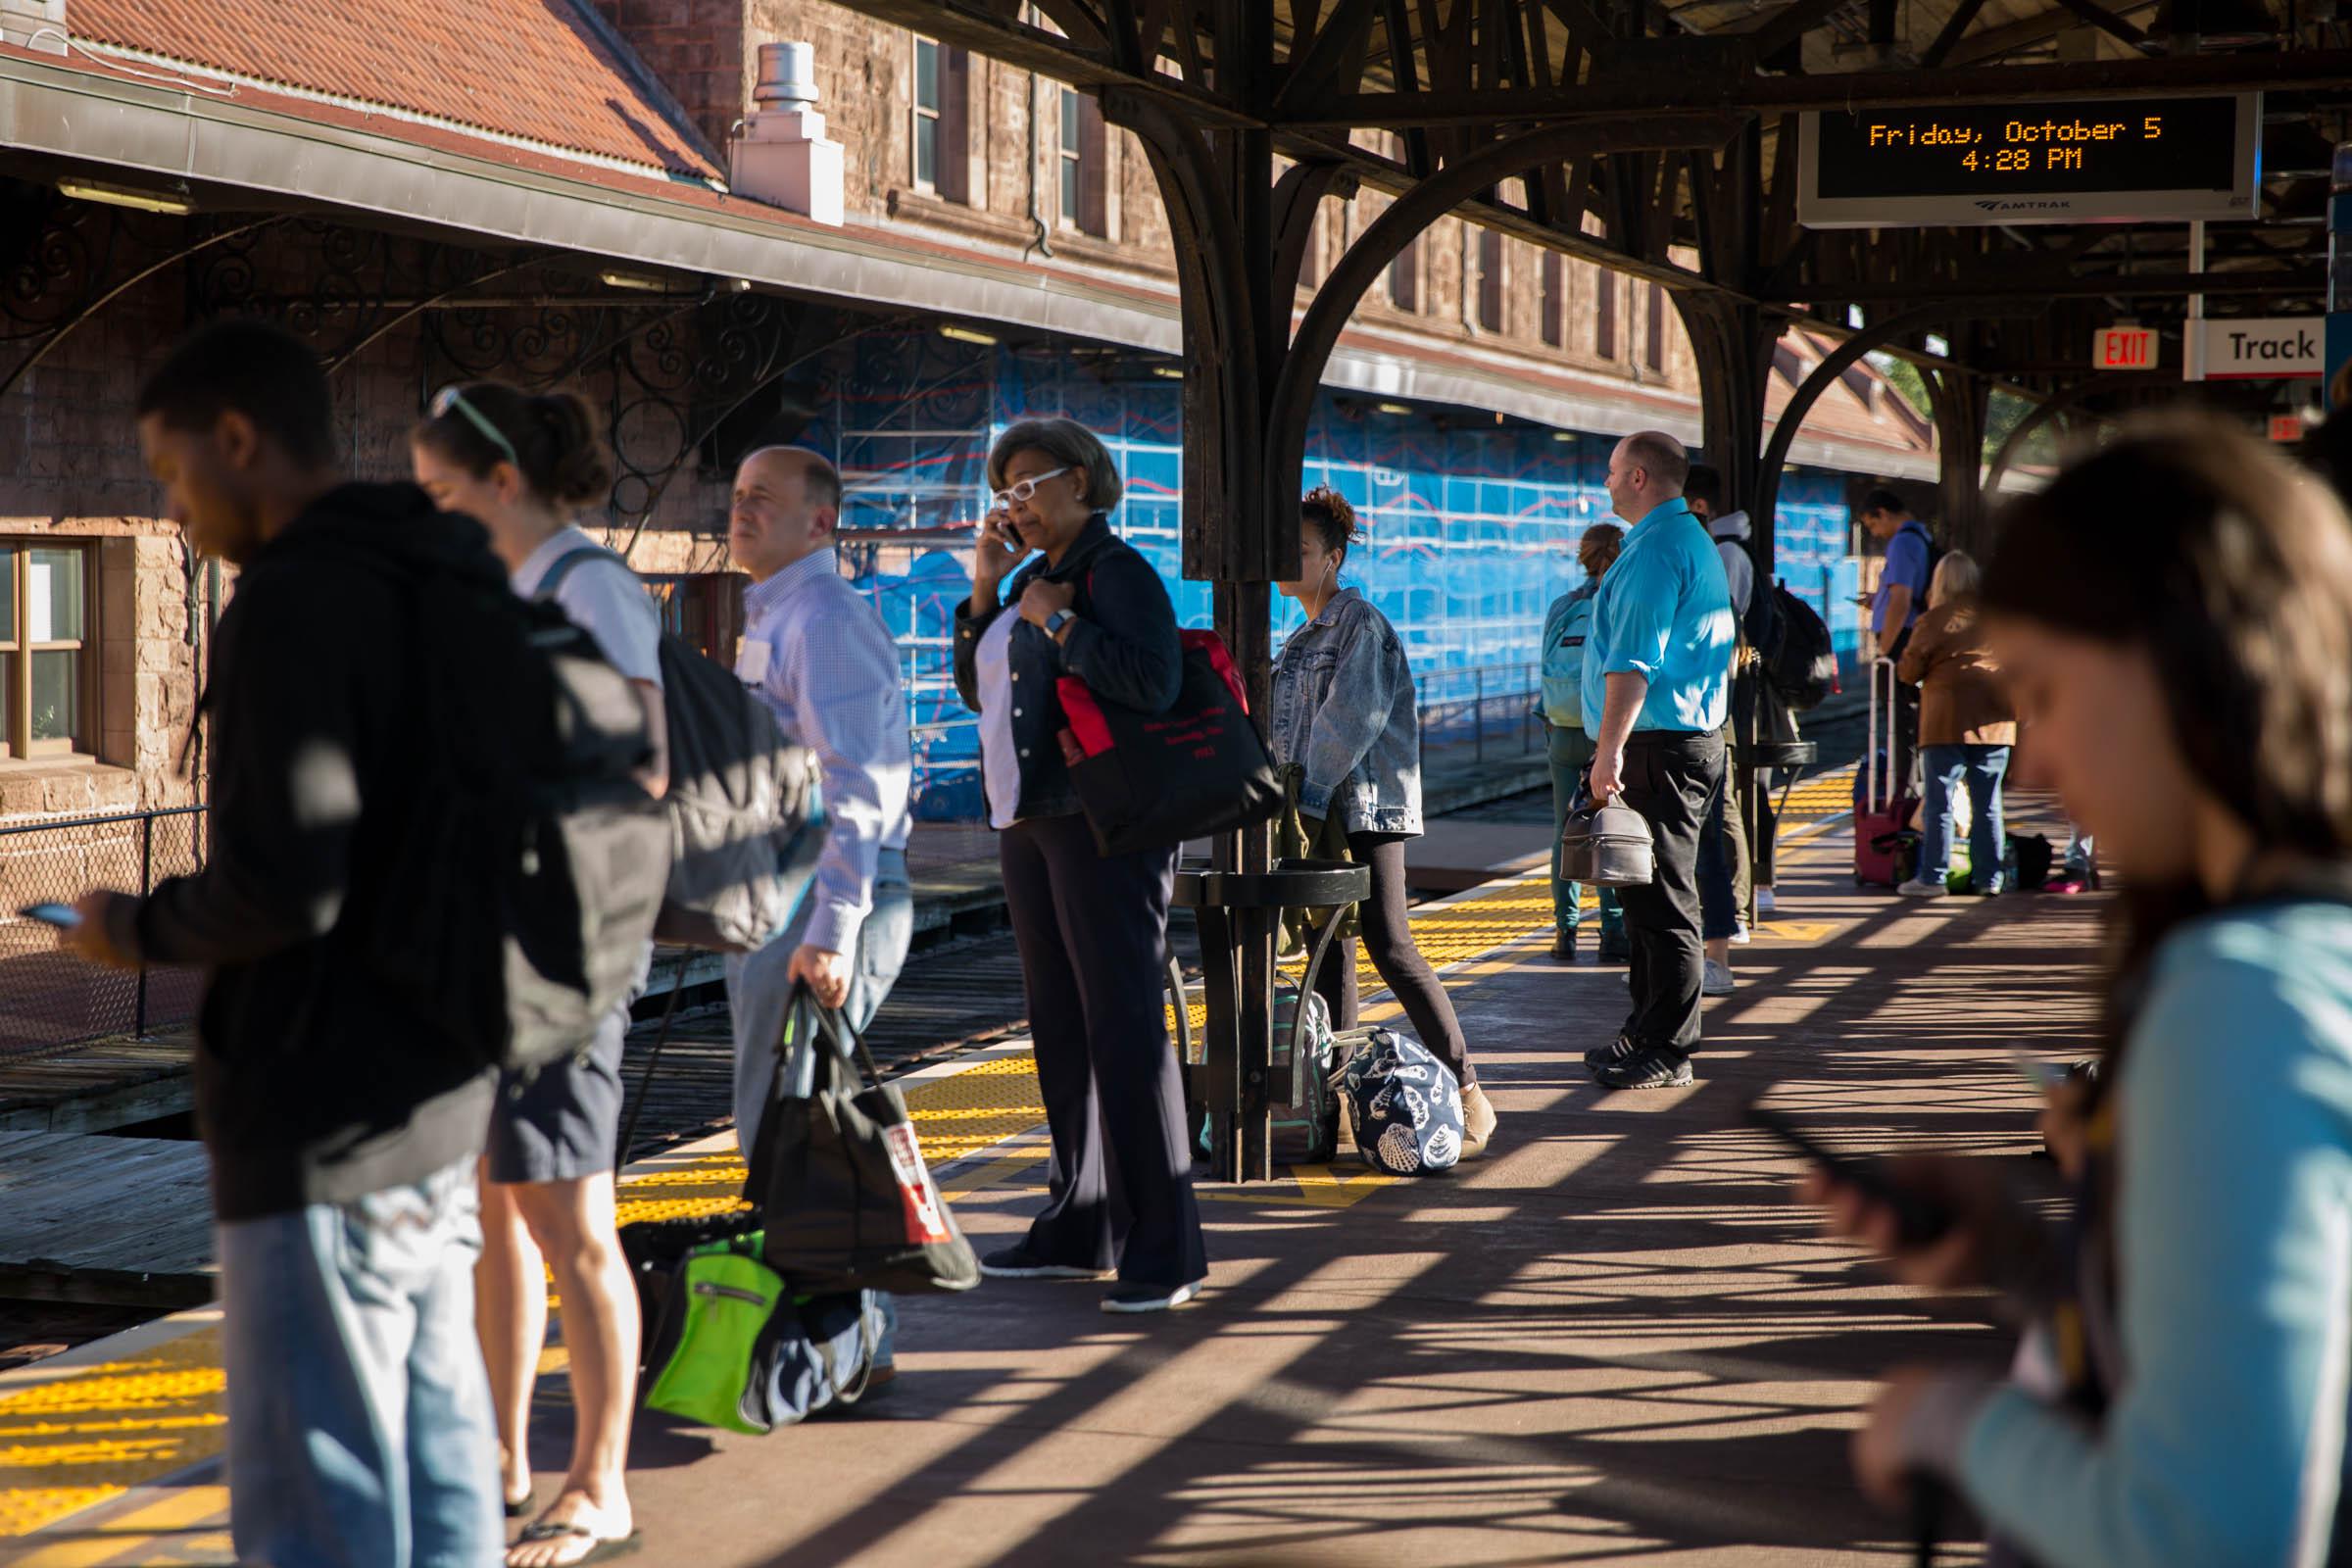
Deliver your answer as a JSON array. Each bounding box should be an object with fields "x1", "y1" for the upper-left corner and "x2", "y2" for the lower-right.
[
  {"x1": 1582, "y1": 431, "x2": 1736, "y2": 1089},
  {"x1": 1861, "y1": 487, "x2": 1935, "y2": 791}
]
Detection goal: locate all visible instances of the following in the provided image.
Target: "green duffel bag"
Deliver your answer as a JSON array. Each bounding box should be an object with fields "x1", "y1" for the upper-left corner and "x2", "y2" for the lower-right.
[{"x1": 642, "y1": 1230, "x2": 883, "y2": 1436}]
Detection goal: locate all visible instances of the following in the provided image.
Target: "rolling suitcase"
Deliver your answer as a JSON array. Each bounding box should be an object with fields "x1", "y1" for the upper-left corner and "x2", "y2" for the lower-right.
[{"x1": 1854, "y1": 658, "x2": 1917, "y2": 887}]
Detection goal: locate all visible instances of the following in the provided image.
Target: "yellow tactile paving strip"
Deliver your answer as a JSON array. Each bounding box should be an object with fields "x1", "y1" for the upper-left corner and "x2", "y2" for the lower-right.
[{"x1": 0, "y1": 841, "x2": 1748, "y2": 1549}]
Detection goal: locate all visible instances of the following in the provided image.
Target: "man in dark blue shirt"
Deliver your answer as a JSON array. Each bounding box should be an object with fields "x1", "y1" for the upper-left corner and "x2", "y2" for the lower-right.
[{"x1": 1861, "y1": 487, "x2": 1936, "y2": 793}]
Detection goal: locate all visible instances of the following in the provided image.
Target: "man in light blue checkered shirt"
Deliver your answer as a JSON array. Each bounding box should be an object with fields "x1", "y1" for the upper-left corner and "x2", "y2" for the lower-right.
[{"x1": 723, "y1": 446, "x2": 913, "y2": 1155}]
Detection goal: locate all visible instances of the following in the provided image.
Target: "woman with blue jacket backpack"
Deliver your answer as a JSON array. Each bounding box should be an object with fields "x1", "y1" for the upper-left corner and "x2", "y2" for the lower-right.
[
  {"x1": 1541, "y1": 523, "x2": 1625, "y2": 961},
  {"x1": 1814, "y1": 414, "x2": 2352, "y2": 1565}
]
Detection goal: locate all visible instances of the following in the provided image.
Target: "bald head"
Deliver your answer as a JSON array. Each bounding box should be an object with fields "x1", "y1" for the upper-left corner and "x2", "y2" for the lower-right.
[
  {"x1": 730, "y1": 445, "x2": 843, "y2": 582},
  {"x1": 1605, "y1": 430, "x2": 1690, "y2": 523}
]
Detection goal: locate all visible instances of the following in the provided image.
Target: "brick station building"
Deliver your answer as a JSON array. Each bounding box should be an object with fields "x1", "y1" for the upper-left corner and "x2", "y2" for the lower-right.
[{"x1": 0, "y1": 0, "x2": 1932, "y2": 843}]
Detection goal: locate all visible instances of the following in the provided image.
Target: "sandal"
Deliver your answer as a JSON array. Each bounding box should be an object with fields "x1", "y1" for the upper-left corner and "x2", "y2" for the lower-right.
[{"x1": 510, "y1": 1521, "x2": 643, "y2": 1568}]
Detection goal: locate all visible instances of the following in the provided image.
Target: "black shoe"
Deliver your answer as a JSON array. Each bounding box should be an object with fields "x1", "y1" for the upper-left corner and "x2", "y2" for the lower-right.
[
  {"x1": 1102, "y1": 1280, "x2": 1201, "y2": 1314},
  {"x1": 1550, "y1": 929, "x2": 1578, "y2": 961},
  {"x1": 979, "y1": 1245, "x2": 1112, "y2": 1281},
  {"x1": 1583, "y1": 1032, "x2": 1640, "y2": 1070},
  {"x1": 1595, "y1": 942, "x2": 1632, "y2": 965},
  {"x1": 1594, "y1": 1045, "x2": 1694, "y2": 1090}
]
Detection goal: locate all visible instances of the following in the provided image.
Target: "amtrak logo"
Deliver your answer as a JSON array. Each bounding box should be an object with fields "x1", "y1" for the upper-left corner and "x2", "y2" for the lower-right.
[{"x1": 1973, "y1": 198, "x2": 2072, "y2": 213}]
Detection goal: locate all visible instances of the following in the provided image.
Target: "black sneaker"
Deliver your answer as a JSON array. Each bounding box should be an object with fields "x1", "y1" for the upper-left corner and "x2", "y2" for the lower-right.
[
  {"x1": 1583, "y1": 1032, "x2": 1640, "y2": 1070},
  {"x1": 979, "y1": 1245, "x2": 1111, "y2": 1281},
  {"x1": 1101, "y1": 1280, "x2": 1201, "y2": 1314},
  {"x1": 1595, "y1": 941, "x2": 1632, "y2": 965},
  {"x1": 1594, "y1": 1046, "x2": 1694, "y2": 1090},
  {"x1": 1549, "y1": 929, "x2": 1578, "y2": 961}
]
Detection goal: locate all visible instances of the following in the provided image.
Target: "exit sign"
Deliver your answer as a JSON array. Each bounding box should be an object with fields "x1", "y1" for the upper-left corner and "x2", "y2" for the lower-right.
[
  {"x1": 2095, "y1": 326, "x2": 2159, "y2": 369},
  {"x1": 2271, "y1": 414, "x2": 2306, "y2": 443}
]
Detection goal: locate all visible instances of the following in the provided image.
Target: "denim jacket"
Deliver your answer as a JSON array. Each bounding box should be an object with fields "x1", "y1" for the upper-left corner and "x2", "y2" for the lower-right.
[
  {"x1": 952, "y1": 514, "x2": 1182, "y2": 824},
  {"x1": 1268, "y1": 587, "x2": 1421, "y2": 836}
]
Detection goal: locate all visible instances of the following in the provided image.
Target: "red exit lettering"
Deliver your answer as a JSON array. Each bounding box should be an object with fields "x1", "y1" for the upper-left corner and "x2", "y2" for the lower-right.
[{"x1": 2094, "y1": 327, "x2": 2158, "y2": 370}]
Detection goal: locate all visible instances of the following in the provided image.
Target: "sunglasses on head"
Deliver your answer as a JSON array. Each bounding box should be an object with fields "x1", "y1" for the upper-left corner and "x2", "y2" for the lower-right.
[
  {"x1": 429, "y1": 385, "x2": 520, "y2": 469},
  {"x1": 992, "y1": 466, "x2": 1072, "y2": 510}
]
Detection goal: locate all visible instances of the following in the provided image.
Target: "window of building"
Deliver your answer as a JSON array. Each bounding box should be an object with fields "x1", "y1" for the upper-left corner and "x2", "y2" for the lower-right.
[
  {"x1": 1389, "y1": 232, "x2": 1420, "y2": 312},
  {"x1": 1476, "y1": 229, "x2": 1503, "y2": 333},
  {"x1": 911, "y1": 38, "x2": 970, "y2": 203},
  {"x1": 1645, "y1": 282, "x2": 1668, "y2": 372},
  {"x1": 1057, "y1": 87, "x2": 1105, "y2": 234},
  {"x1": 0, "y1": 541, "x2": 94, "y2": 760},
  {"x1": 1594, "y1": 266, "x2": 1618, "y2": 359},
  {"x1": 1540, "y1": 251, "x2": 1564, "y2": 347}
]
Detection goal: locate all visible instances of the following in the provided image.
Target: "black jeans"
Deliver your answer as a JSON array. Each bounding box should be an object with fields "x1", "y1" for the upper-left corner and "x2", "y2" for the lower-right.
[
  {"x1": 1310, "y1": 832, "x2": 1475, "y2": 1088},
  {"x1": 1886, "y1": 626, "x2": 1921, "y2": 795},
  {"x1": 1616, "y1": 728, "x2": 1725, "y2": 1056},
  {"x1": 1000, "y1": 812, "x2": 1207, "y2": 1289}
]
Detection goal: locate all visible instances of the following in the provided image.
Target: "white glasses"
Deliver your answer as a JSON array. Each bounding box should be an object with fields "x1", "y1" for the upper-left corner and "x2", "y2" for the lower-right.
[
  {"x1": 429, "y1": 385, "x2": 520, "y2": 468},
  {"x1": 992, "y1": 466, "x2": 1071, "y2": 509}
]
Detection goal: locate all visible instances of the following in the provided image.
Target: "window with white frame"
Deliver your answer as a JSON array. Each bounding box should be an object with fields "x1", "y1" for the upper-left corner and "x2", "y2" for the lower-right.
[{"x1": 913, "y1": 37, "x2": 942, "y2": 191}]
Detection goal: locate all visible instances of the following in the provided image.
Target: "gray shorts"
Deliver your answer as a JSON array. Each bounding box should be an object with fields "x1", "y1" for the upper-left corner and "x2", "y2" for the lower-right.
[{"x1": 486, "y1": 1001, "x2": 628, "y2": 1185}]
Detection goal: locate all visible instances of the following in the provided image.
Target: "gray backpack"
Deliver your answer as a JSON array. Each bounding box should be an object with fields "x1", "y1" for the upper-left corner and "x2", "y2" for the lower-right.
[{"x1": 541, "y1": 547, "x2": 814, "y2": 952}]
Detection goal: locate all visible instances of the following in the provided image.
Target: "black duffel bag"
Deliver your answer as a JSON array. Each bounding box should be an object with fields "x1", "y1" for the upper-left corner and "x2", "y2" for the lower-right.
[
  {"x1": 747, "y1": 987, "x2": 981, "y2": 1297},
  {"x1": 1054, "y1": 628, "x2": 1282, "y2": 857}
]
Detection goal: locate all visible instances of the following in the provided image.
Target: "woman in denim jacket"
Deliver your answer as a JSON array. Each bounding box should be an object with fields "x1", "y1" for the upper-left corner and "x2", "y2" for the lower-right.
[
  {"x1": 951, "y1": 417, "x2": 1207, "y2": 1314},
  {"x1": 1271, "y1": 487, "x2": 1495, "y2": 1158}
]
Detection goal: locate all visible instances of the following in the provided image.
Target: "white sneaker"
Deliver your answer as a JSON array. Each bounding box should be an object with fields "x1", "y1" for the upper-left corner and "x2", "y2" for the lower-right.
[
  {"x1": 1730, "y1": 923, "x2": 1751, "y2": 946},
  {"x1": 1701, "y1": 958, "x2": 1736, "y2": 997},
  {"x1": 1755, "y1": 887, "x2": 1777, "y2": 913},
  {"x1": 1896, "y1": 876, "x2": 1949, "y2": 899}
]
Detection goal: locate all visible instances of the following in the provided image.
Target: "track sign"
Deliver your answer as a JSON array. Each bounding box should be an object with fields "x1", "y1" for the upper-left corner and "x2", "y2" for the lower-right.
[
  {"x1": 2095, "y1": 327, "x2": 2159, "y2": 369},
  {"x1": 2193, "y1": 318, "x2": 2324, "y2": 381}
]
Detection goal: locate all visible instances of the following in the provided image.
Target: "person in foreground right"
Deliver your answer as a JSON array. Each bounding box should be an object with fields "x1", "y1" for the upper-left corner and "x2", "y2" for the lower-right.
[{"x1": 1815, "y1": 413, "x2": 2352, "y2": 1565}]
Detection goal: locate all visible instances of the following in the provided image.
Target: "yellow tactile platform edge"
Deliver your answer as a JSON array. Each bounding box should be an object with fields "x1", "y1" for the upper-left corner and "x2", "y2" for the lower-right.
[{"x1": 2, "y1": 819, "x2": 1802, "y2": 1546}]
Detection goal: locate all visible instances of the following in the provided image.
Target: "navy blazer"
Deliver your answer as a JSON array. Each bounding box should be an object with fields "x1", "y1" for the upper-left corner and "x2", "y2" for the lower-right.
[{"x1": 954, "y1": 513, "x2": 1182, "y2": 824}]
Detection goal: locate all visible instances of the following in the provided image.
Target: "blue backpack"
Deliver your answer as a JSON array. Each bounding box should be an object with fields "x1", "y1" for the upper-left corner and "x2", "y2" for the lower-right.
[
  {"x1": 1541, "y1": 586, "x2": 1595, "y2": 729},
  {"x1": 1340, "y1": 1028, "x2": 1464, "y2": 1175}
]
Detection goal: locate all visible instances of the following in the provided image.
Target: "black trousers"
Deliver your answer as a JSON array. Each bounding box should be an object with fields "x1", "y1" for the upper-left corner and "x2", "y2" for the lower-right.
[
  {"x1": 1886, "y1": 626, "x2": 1922, "y2": 795},
  {"x1": 1310, "y1": 832, "x2": 1475, "y2": 1088},
  {"x1": 1000, "y1": 811, "x2": 1207, "y2": 1289},
  {"x1": 1616, "y1": 728, "x2": 1725, "y2": 1056}
]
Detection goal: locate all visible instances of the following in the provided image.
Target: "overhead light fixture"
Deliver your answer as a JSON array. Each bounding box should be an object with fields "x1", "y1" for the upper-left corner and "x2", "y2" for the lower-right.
[
  {"x1": 939, "y1": 324, "x2": 998, "y2": 346},
  {"x1": 598, "y1": 269, "x2": 671, "y2": 292},
  {"x1": 1551, "y1": 430, "x2": 1579, "y2": 443},
  {"x1": 1375, "y1": 402, "x2": 1411, "y2": 416},
  {"x1": 57, "y1": 178, "x2": 193, "y2": 215},
  {"x1": 1152, "y1": 366, "x2": 1184, "y2": 379}
]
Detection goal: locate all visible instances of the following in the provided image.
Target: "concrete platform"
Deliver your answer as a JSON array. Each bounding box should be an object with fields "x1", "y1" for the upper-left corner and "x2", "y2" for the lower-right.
[{"x1": 1, "y1": 794, "x2": 2104, "y2": 1565}]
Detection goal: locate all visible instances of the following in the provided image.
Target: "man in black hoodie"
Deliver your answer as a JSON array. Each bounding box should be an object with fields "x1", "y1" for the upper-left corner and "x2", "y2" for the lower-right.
[{"x1": 66, "y1": 319, "x2": 505, "y2": 1568}]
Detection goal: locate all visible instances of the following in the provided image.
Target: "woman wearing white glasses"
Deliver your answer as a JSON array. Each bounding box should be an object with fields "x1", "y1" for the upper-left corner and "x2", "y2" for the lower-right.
[{"x1": 952, "y1": 416, "x2": 1207, "y2": 1314}]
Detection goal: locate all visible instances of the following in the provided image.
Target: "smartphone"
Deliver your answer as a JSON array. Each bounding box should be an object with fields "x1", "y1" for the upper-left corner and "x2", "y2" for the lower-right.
[
  {"x1": 18, "y1": 902, "x2": 81, "y2": 930},
  {"x1": 2010, "y1": 1052, "x2": 2072, "y2": 1093},
  {"x1": 1745, "y1": 1102, "x2": 1953, "y2": 1247}
]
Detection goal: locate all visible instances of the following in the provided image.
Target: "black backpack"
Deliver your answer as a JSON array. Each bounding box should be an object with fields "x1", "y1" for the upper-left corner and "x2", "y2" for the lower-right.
[
  {"x1": 539, "y1": 546, "x2": 817, "y2": 953},
  {"x1": 1760, "y1": 580, "x2": 1839, "y2": 711},
  {"x1": 370, "y1": 559, "x2": 670, "y2": 1074}
]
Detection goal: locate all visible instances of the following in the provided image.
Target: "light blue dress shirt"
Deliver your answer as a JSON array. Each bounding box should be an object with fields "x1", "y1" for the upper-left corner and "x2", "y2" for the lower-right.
[
  {"x1": 1581, "y1": 498, "x2": 1735, "y2": 736},
  {"x1": 735, "y1": 546, "x2": 912, "y2": 957}
]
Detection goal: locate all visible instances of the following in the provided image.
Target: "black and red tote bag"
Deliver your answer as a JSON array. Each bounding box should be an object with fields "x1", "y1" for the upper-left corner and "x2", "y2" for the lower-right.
[{"x1": 1055, "y1": 629, "x2": 1283, "y2": 856}]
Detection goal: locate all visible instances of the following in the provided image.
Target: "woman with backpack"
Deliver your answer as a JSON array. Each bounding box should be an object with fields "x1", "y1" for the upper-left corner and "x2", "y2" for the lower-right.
[
  {"x1": 1542, "y1": 523, "x2": 1627, "y2": 961},
  {"x1": 1894, "y1": 550, "x2": 2015, "y2": 899},
  {"x1": 953, "y1": 417, "x2": 1207, "y2": 1314},
  {"x1": 412, "y1": 385, "x2": 658, "y2": 1568},
  {"x1": 1810, "y1": 414, "x2": 2352, "y2": 1565},
  {"x1": 1270, "y1": 486, "x2": 1496, "y2": 1159}
]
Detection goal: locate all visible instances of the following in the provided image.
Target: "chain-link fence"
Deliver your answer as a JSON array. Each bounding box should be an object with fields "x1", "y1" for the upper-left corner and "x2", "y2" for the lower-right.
[{"x1": 0, "y1": 807, "x2": 207, "y2": 1062}]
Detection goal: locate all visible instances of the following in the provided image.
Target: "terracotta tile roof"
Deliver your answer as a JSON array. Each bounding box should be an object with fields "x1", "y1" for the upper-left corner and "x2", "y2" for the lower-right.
[{"x1": 67, "y1": 0, "x2": 720, "y2": 180}]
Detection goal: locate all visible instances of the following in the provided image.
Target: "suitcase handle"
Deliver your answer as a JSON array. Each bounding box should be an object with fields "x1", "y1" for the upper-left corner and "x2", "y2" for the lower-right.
[{"x1": 1867, "y1": 657, "x2": 1896, "y2": 814}]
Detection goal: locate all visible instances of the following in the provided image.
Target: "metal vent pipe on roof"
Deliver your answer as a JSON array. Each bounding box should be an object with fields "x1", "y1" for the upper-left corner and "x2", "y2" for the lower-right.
[{"x1": 731, "y1": 39, "x2": 844, "y2": 225}]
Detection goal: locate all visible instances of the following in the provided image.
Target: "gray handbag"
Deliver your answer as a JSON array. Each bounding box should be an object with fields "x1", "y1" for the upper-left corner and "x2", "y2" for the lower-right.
[{"x1": 1558, "y1": 776, "x2": 1655, "y2": 888}]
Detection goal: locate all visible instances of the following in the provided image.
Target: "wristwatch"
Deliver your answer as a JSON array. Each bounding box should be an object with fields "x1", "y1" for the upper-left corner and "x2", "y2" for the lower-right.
[{"x1": 1044, "y1": 609, "x2": 1075, "y2": 638}]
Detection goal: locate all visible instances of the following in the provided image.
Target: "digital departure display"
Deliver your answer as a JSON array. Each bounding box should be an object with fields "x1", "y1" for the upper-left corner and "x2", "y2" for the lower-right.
[{"x1": 1796, "y1": 94, "x2": 2258, "y2": 228}]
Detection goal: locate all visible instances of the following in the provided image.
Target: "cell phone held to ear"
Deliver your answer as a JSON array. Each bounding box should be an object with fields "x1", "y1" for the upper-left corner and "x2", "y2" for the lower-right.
[
  {"x1": 18, "y1": 902, "x2": 81, "y2": 930},
  {"x1": 1745, "y1": 1102, "x2": 1954, "y2": 1248}
]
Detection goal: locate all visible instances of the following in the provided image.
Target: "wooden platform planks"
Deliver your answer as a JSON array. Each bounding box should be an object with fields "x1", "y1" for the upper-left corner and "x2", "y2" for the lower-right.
[{"x1": 0, "y1": 1131, "x2": 214, "y2": 1307}]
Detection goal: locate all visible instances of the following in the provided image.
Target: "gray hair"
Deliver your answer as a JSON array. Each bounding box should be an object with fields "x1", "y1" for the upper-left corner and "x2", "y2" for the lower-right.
[
  {"x1": 1619, "y1": 429, "x2": 1690, "y2": 492},
  {"x1": 988, "y1": 417, "x2": 1124, "y2": 513},
  {"x1": 739, "y1": 445, "x2": 841, "y2": 511},
  {"x1": 1929, "y1": 548, "x2": 1982, "y2": 609}
]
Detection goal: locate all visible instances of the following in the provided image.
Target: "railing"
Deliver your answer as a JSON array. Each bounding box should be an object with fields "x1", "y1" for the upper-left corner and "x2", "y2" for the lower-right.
[
  {"x1": 902, "y1": 659, "x2": 1547, "y2": 816},
  {"x1": 0, "y1": 806, "x2": 207, "y2": 1060}
]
